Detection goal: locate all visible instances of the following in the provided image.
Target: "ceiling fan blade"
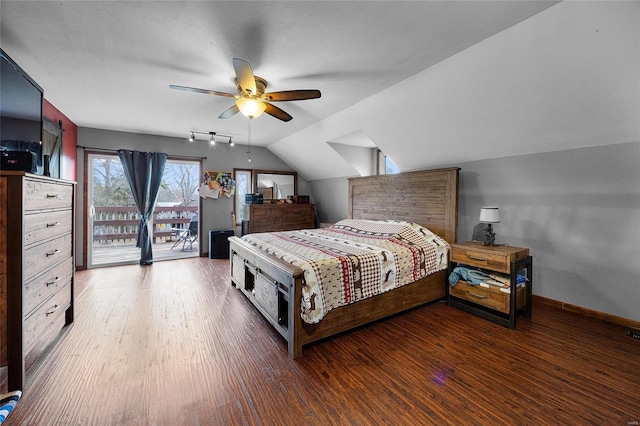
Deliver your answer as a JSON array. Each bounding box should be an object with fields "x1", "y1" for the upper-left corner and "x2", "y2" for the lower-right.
[
  {"x1": 233, "y1": 58, "x2": 257, "y2": 96},
  {"x1": 263, "y1": 90, "x2": 321, "y2": 102},
  {"x1": 219, "y1": 104, "x2": 240, "y2": 119},
  {"x1": 264, "y1": 103, "x2": 292, "y2": 122},
  {"x1": 169, "y1": 85, "x2": 237, "y2": 98}
]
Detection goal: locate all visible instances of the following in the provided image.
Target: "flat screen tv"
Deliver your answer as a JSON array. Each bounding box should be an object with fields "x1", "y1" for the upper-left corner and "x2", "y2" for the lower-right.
[{"x1": 0, "y1": 48, "x2": 44, "y2": 170}]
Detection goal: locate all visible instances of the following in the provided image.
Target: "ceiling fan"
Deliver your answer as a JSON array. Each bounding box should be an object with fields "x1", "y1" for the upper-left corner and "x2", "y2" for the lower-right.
[{"x1": 170, "y1": 58, "x2": 321, "y2": 122}]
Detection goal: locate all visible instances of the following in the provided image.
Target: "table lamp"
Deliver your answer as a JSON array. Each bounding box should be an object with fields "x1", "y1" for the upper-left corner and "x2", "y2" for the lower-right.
[{"x1": 479, "y1": 206, "x2": 500, "y2": 246}]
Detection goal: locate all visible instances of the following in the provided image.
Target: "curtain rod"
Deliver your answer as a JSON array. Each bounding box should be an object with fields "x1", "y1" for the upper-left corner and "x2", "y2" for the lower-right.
[{"x1": 77, "y1": 145, "x2": 207, "y2": 160}]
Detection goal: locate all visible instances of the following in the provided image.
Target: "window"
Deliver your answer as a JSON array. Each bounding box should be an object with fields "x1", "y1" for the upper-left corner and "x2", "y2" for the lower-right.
[
  {"x1": 234, "y1": 169, "x2": 253, "y2": 223},
  {"x1": 377, "y1": 149, "x2": 400, "y2": 175},
  {"x1": 385, "y1": 156, "x2": 400, "y2": 175}
]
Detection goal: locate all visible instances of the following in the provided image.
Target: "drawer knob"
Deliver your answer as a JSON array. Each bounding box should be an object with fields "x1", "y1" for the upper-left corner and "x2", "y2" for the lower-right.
[
  {"x1": 46, "y1": 193, "x2": 60, "y2": 199},
  {"x1": 46, "y1": 276, "x2": 61, "y2": 286},
  {"x1": 46, "y1": 304, "x2": 60, "y2": 316},
  {"x1": 46, "y1": 221, "x2": 61, "y2": 228},
  {"x1": 468, "y1": 291, "x2": 488, "y2": 300},
  {"x1": 46, "y1": 249, "x2": 61, "y2": 257}
]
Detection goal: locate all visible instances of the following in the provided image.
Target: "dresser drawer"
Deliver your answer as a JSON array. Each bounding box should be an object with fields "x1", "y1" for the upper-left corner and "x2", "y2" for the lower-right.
[
  {"x1": 451, "y1": 246, "x2": 510, "y2": 273},
  {"x1": 24, "y1": 283, "x2": 71, "y2": 352},
  {"x1": 24, "y1": 257, "x2": 74, "y2": 315},
  {"x1": 451, "y1": 244, "x2": 529, "y2": 274},
  {"x1": 24, "y1": 233, "x2": 73, "y2": 281},
  {"x1": 24, "y1": 179, "x2": 74, "y2": 211},
  {"x1": 24, "y1": 209, "x2": 73, "y2": 246},
  {"x1": 450, "y1": 280, "x2": 525, "y2": 314},
  {"x1": 24, "y1": 311, "x2": 67, "y2": 373}
]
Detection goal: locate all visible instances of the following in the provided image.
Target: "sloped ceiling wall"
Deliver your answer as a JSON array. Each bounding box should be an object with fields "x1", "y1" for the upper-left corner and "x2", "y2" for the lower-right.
[{"x1": 269, "y1": 1, "x2": 639, "y2": 181}]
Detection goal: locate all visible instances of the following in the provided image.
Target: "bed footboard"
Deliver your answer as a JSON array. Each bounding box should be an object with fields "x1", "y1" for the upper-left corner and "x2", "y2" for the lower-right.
[{"x1": 228, "y1": 236, "x2": 306, "y2": 357}]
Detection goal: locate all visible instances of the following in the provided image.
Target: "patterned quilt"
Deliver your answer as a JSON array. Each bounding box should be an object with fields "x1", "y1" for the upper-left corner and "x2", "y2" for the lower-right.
[{"x1": 240, "y1": 219, "x2": 450, "y2": 324}]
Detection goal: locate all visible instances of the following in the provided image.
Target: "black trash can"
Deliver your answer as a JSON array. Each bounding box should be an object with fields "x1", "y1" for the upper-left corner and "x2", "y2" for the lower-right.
[{"x1": 209, "y1": 229, "x2": 233, "y2": 259}]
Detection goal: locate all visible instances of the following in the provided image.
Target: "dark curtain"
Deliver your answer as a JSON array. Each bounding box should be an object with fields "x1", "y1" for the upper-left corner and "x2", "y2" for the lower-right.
[{"x1": 117, "y1": 149, "x2": 167, "y2": 265}]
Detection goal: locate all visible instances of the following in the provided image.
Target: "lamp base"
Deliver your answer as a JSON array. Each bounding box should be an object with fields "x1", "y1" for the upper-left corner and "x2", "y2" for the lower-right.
[{"x1": 483, "y1": 223, "x2": 496, "y2": 246}]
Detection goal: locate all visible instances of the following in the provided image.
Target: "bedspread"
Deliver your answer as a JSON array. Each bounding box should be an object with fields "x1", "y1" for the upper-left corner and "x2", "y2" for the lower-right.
[{"x1": 240, "y1": 219, "x2": 450, "y2": 324}]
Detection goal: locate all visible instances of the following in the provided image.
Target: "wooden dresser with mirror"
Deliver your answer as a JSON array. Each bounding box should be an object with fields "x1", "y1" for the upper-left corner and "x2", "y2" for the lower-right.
[{"x1": 235, "y1": 169, "x2": 316, "y2": 234}]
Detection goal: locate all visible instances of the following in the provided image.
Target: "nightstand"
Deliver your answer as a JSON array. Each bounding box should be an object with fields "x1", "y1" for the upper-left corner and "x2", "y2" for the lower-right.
[{"x1": 448, "y1": 241, "x2": 532, "y2": 329}]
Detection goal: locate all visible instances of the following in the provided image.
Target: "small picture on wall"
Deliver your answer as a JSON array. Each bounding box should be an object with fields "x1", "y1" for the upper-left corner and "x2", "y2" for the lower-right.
[{"x1": 199, "y1": 171, "x2": 236, "y2": 199}]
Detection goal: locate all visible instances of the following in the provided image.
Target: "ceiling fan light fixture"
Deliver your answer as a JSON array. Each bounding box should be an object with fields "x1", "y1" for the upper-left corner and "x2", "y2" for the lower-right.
[{"x1": 236, "y1": 98, "x2": 266, "y2": 119}]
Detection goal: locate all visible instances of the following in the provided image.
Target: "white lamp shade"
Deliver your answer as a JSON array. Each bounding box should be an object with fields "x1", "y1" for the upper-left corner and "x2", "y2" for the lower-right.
[
  {"x1": 236, "y1": 98, "x2": 266, "y2": 118},
  {"x1": 479, "y1": 206, "x2": 500, "y2": 223}
]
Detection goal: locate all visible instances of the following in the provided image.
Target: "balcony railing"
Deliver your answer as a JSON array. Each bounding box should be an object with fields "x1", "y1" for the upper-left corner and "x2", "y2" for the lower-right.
[{"x1": 93, "y1": 206, "x2": 198, "y2": 243}]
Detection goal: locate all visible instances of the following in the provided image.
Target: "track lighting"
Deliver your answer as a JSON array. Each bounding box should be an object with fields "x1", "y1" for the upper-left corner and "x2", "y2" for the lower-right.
[{"x1": 187, "y1": 130, "x2": 233, "y2": 147}]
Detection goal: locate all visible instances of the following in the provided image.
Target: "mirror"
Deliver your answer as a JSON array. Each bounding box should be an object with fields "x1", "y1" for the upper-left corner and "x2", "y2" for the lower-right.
[
  {"x1": 253, "y1": 170, "x2": 297, "y2": 200},
  {"x1": 42, "y1": 117, "x2": 62, "y2": 178}
]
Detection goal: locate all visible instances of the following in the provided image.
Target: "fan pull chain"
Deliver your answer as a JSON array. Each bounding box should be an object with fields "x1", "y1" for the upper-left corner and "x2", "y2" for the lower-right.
[{"x1": 247, "y1": 118, "x2": 252, "y2": 163}]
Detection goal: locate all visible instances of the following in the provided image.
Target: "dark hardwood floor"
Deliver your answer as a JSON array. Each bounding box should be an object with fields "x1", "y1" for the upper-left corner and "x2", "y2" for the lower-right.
[{"x1": 3, "y1": 257, "x2": 639, "y2": 425}]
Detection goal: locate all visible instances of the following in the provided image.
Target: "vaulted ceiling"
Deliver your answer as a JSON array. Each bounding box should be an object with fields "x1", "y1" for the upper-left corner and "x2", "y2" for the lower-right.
[{"x1": 2, "y1": 1, "x2": 637, "y2": 181}]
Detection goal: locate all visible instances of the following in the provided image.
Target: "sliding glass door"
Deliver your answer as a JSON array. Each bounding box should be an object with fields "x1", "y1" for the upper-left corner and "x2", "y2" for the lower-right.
[{"x1": 87, "y1": 153, "x2": 201, "y2": 268}]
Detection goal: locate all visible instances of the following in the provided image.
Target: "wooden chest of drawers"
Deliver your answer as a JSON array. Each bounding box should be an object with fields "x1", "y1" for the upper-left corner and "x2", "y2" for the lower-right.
[
  {"x1": 248, "y1": 203, "x2": 315, "y2": 233},
  {"x1": 1, "y1": 172, "x2": 75, "y2": 390}
]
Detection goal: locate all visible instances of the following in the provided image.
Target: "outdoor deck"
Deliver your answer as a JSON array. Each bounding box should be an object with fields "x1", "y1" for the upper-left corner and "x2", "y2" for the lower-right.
[
  {"x1": 90, "y1": 205, "x2": 201, "y2": 266},
  {"x1": 91, "y1": 237, "x2": 200, "y2": 266}
]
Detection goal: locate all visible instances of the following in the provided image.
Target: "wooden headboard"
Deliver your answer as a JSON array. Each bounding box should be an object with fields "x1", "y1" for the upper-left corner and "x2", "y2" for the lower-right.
[{"x1": 348, "y1": 167, "x2": 460, "y2": 243}]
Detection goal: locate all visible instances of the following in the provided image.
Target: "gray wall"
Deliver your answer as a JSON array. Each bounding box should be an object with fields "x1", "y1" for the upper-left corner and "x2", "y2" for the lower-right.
[
  {"x1": 76, "y1": 127, "x2": 311, "y2": 266},
  {"x1": 309, "y1": 176, "x2": 350, "y2": 225},
  {"x1": 309, "y1": 142, "x2": 640, "y2": 322}
]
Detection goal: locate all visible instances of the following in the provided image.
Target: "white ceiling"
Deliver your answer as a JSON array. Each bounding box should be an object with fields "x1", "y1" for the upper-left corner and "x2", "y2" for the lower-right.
[{"x1": 1, "y1": 1, "x2": 559, "y2": 150}]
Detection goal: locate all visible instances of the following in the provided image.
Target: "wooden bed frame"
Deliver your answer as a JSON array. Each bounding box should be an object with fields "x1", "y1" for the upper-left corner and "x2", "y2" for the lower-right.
[{"x1": 228, "y1": 167, "x2": 459, "y2": 357}]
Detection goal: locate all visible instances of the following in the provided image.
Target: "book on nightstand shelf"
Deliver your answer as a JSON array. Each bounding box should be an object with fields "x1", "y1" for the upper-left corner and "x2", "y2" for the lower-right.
[
  {"x1": 478, "y1": 281, "x2": 526, "y2": 294},
  {"x1": 469, "y1": 270, "x2": 527, "y2": 293}
]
